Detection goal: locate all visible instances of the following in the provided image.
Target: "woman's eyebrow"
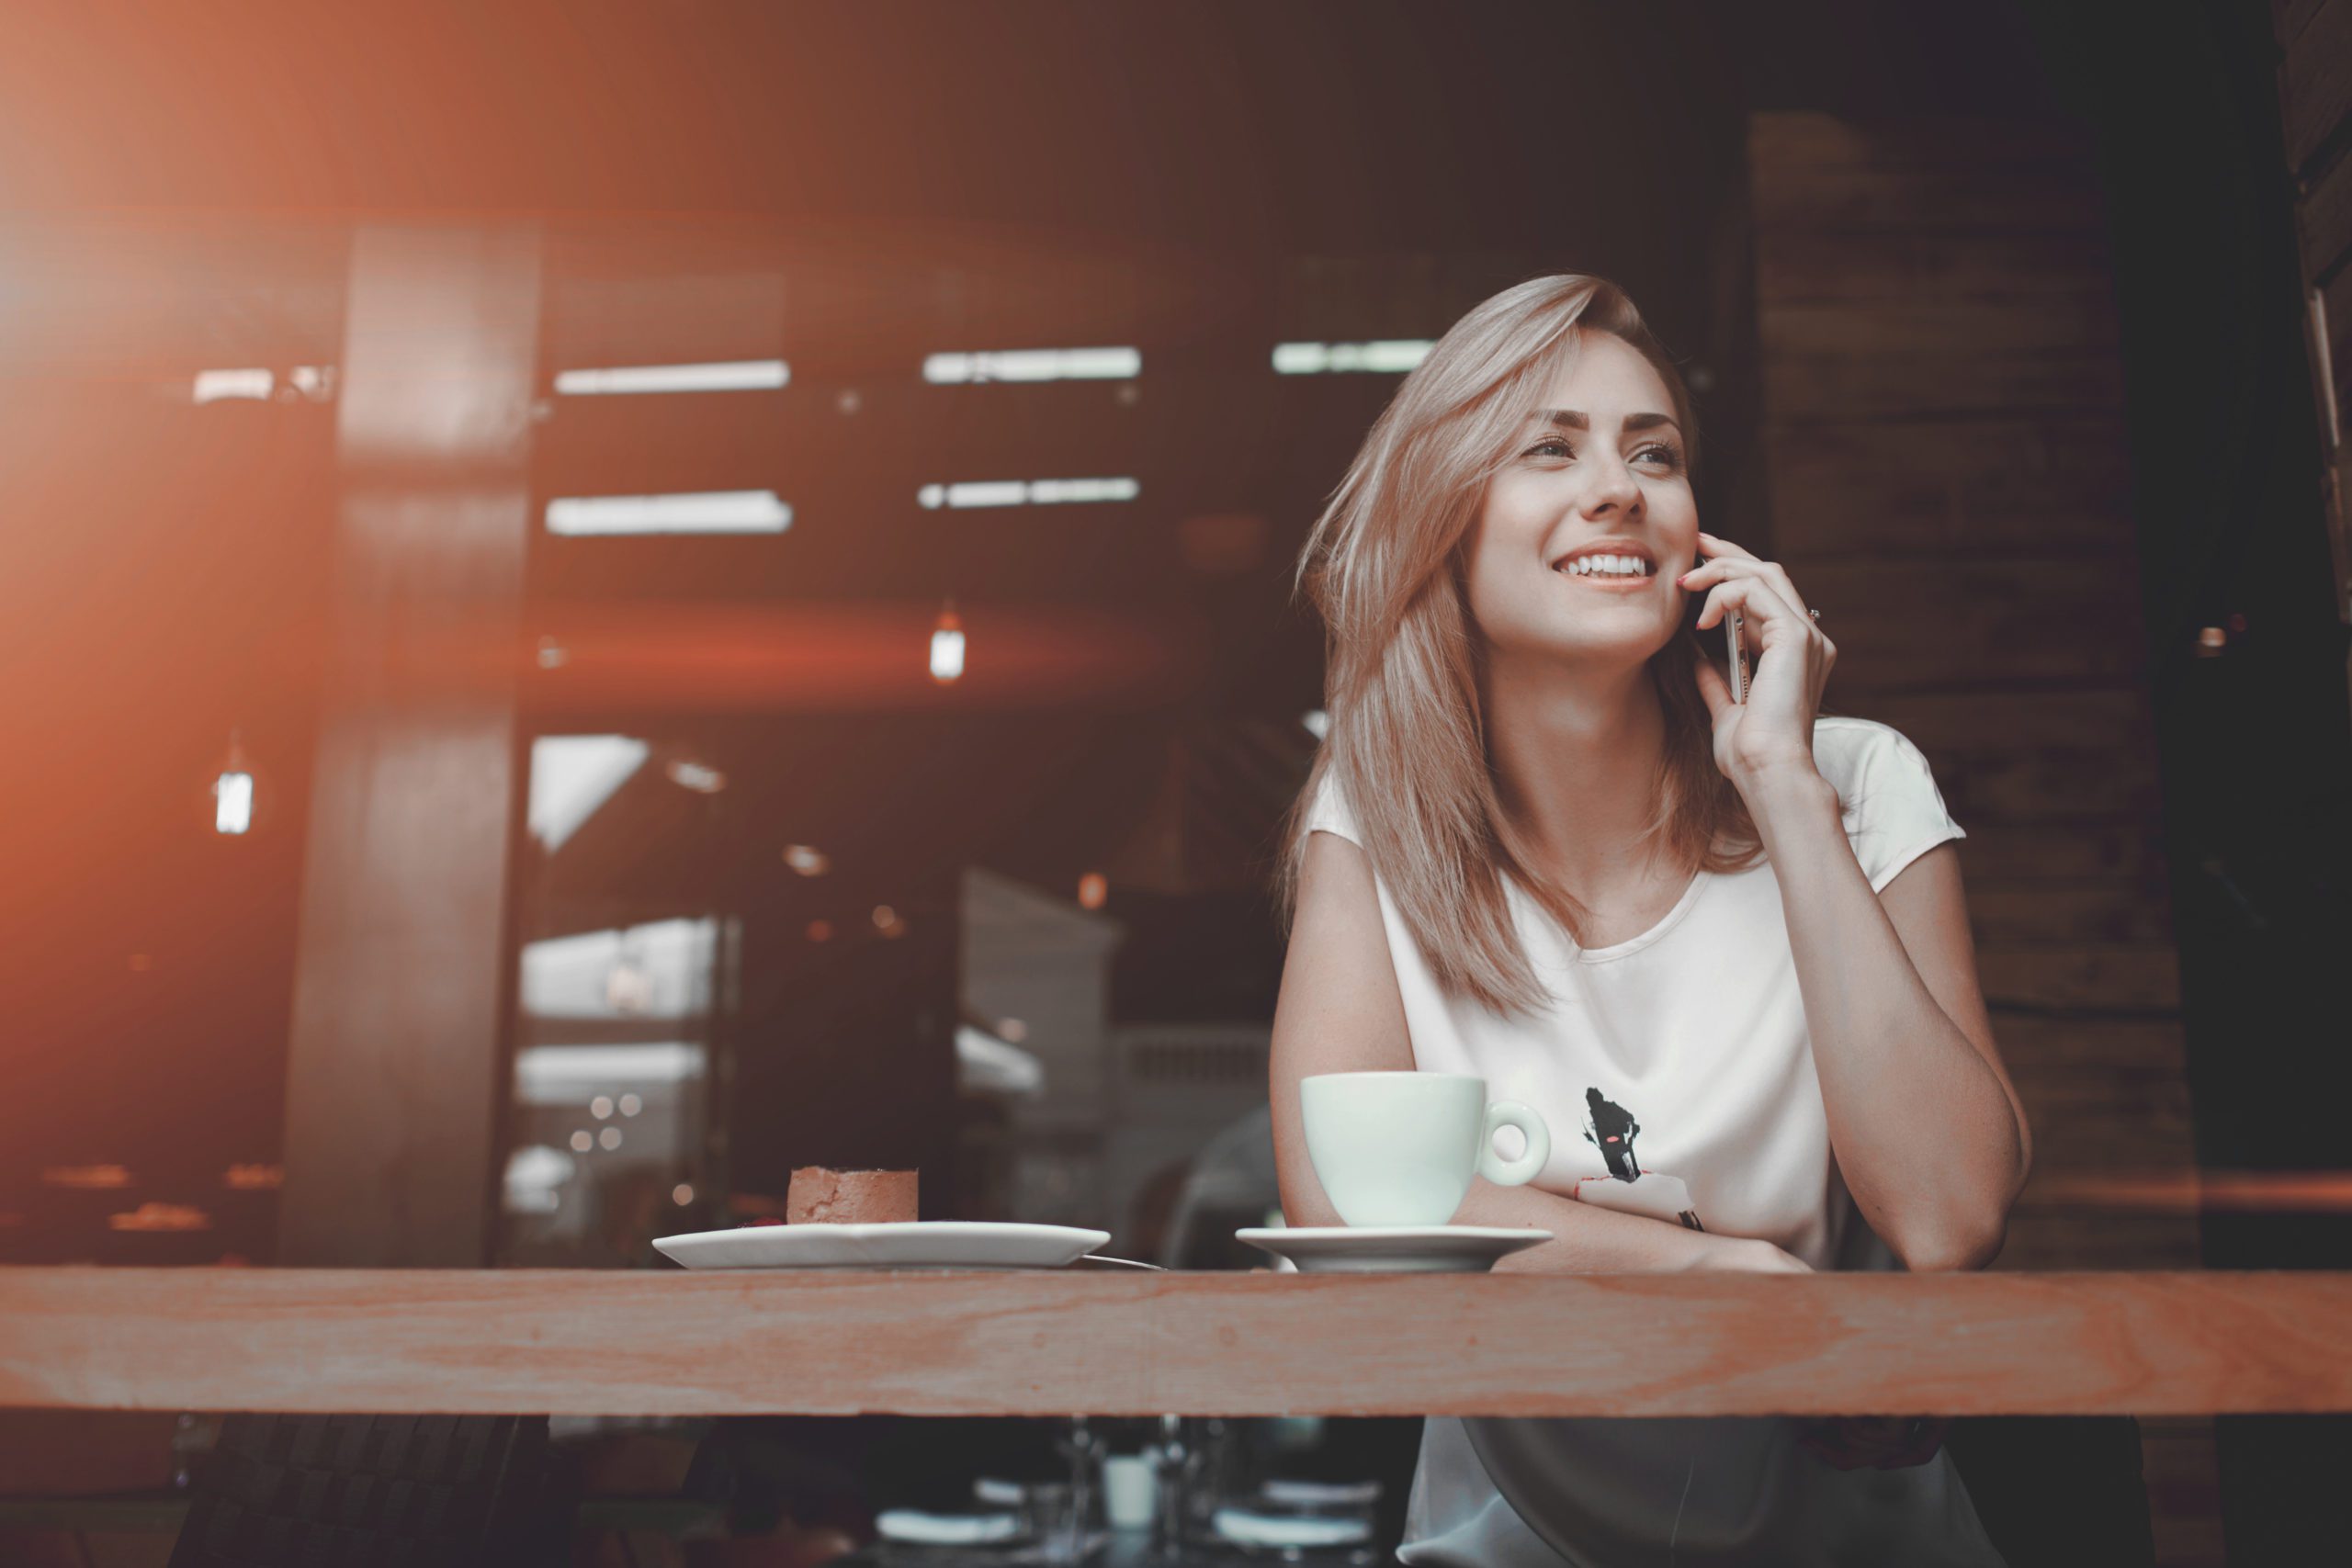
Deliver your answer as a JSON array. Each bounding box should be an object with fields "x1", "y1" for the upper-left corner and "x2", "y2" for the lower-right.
[{"x1": 1533, "y1": 409, "x2": 1680, "y2": 434}]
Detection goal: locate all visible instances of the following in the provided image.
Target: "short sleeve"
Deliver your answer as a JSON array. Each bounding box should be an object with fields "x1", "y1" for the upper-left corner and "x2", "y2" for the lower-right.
[
  {"x1": 1301, "y1": 766, "x2": 1363, "y2": 846},
  {"x1": 1815, "y1": 718, "x2": 1966, "y2": 895}
]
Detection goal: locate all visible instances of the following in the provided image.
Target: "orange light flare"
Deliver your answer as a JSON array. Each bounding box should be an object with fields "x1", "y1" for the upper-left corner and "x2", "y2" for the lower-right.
[
  {"x1": 40, "y1": 1165, "x2": 132, "y2": 1190},
  {"x1": 513, "y1": 604, "x2": 1201, "y2": 713},
  {"x1": 2019, "y1": 1170, "x2": 2352, "y2": 1213},
  {"x1": 107, "y1": 1201, "x2": 213, "y2": 1233}
]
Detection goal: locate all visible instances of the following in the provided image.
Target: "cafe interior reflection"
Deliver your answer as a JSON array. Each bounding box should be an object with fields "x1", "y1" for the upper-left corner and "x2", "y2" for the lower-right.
[{"x1": 2, "y1": 2, "x2": 2349, "y2": 1564}]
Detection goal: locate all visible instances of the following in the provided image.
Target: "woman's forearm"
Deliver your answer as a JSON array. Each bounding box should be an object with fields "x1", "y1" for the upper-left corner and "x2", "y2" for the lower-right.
[
  {"x1": 1451, "y1": 1179, "x2": 1780, "y2": 1273},
  {"x1": 1744, "y1": 764, "x2": 2023, "y2": 1271}
]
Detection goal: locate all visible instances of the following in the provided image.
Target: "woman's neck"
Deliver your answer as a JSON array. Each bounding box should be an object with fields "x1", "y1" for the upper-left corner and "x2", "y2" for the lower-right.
[{"x1": 1483, "y1": 650, "x2": 1672, "y2": 893}]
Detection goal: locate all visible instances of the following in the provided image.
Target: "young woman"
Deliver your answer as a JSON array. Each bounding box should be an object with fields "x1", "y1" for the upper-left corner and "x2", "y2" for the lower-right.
[{"x1": 1269, "y1": 275, "x2": 2032, "y2": 1565}]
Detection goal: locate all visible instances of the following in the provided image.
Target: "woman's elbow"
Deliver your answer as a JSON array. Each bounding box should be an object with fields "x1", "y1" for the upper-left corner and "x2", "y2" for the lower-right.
[{"x1": 1898, "y1": 1207, "x2": 2009, "y2": 1273}]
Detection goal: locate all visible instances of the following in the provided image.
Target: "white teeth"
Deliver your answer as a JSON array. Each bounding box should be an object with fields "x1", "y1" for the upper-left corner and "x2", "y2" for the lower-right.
[{"x1": 1560, "y1": 553, "x2": 1651, "y2": 578}]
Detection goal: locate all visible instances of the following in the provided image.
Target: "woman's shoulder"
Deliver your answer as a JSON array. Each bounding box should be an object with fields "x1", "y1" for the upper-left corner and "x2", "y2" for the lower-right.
[
  {"x1": 1806, "y1": 715, "x2": 1966, "y2": 893},
  {"x1": 1808, "y1": 714, "x2": 1934, "y2": 797},
  {"x1": 1298, "y1": 761, "x2": 1362, "y2": 845}
]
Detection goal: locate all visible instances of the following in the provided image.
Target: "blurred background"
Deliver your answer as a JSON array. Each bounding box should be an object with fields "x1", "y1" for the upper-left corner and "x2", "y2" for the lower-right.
[{"x1": 1, "y1": 1, "x2": 2348, "y2": 1563}]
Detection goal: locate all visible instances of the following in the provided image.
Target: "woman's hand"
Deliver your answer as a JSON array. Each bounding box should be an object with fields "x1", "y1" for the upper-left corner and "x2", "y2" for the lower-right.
[
  {"x1": 1795, "y1": 1416, "x2": 1952, "y2": 1471},
  {"x1": 1679, "y1": 531, "x2": 1836, "y2": 786}
]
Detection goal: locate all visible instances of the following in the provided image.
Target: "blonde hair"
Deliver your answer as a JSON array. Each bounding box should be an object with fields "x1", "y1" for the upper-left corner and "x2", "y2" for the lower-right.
[{"x1": 1279, "y1": 273, "x2": 1765, "y2": 1016}]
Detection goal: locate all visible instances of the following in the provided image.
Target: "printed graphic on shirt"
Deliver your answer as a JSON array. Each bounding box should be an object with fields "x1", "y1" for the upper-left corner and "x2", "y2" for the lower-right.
[{"x1": 1574, "y1": 1087, "x2": 1705, "y2": 1231}]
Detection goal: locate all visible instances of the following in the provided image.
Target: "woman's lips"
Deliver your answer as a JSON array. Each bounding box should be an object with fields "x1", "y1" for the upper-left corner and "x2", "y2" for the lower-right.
[{"x1": 1557, "y1": 570, "x2": 1658, "y2": 592}]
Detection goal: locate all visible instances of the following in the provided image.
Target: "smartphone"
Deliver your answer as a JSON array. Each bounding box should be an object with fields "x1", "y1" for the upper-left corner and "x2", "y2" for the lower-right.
[
  {"x1": 1690, "y1": 594, "x2": 1752, "y2": 705},
  {"x1": 1727, "y1": 607, "x2": 1750, "y2": 705}
]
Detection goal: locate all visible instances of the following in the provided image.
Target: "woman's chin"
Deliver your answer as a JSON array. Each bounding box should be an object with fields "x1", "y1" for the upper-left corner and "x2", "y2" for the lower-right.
[{"x1": 1490, "y1": 631, "x2": 1677, "y2": 671}]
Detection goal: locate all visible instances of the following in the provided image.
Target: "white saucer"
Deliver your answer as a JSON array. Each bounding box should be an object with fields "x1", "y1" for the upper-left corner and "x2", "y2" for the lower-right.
[
  {"x1": 1233, "y1": 1225, "x2": 1551, "y2": 1273},
  {"x1": 654, "y1": 1220, "x2": 1112, "y2": 1271}
]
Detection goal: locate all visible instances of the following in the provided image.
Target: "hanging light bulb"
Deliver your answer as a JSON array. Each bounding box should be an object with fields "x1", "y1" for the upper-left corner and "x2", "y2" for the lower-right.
[
  {"x1": 213, "y1": 731, "x2": 257, "y2": 836},
  {"x1": 930, "y1": 600, "x2": 966, "y2": 684}
]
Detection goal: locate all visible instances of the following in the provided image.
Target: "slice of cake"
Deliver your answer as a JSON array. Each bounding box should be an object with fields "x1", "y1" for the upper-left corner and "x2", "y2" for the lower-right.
[{"x1": 786, "y1": 1166, "x2": 919, "y2": 1224}]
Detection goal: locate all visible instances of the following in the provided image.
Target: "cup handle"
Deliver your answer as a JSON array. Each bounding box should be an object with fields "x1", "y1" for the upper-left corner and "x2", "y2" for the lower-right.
[{"x1": 1478, "y1": 1100, "x2": 1552, "y2": 1187}]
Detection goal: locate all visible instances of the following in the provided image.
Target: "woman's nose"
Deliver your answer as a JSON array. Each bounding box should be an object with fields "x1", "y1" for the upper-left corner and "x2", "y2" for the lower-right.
[{"x1": 1582, "y1": 457, "x2": 1643, "y2": 516}]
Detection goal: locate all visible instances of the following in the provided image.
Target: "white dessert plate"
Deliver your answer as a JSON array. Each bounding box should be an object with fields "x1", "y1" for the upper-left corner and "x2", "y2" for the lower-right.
[
  {"x1": 1213, "y1": 1506, "x2": 1373, "y2": 1548},
  {"x1": 1233, "y1": 1225, "x2": 1551, "y2": 1274},
  {"x1": 653, "y1": 1220, "x2": 1113, "y2": 1271}
]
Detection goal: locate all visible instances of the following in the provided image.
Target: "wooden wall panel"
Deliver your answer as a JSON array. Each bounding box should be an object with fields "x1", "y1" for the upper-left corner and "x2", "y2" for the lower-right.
[
  {"x1": 2275, "y1": 0, "x2": 2352, "y2": 635},
  {"x1": 1768, "y1": 417, "x2": 2137, "y2": 558},
  {"x1": 2297, "y1": 139, "x2": 2352, "y2": 283},
  {"x1": 1751, "y1": 109, "x2": 2214, "y2": 1562},
  {"x1": 2278, "y1": 0, "x2": 2352, "y2": 173}
]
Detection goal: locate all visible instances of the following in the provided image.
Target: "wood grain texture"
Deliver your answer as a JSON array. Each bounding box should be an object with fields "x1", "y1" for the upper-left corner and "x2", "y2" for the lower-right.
[
  {"x1": 1795, "y1": 558, "x2": 2148, "y2": 693},
  {"x1": 2299, "y1": 128, "x2": 2352, "y2": 285},
  {"x1": 2279, "y1": 0, "x2": 2352, "y2": 173},
  {"x1": 1965, "y1": 886, "x2": 2175, "y2": 946},
  {"x1": 1767, "y1": 417, "x2": 2136, "y2": 559},
  {"x1": 1849, "y1": 688, "x2": 2154, "y2": 753},
  {"x1": 1760, "y1": 349, "x2": 2127, "y2": 423},
  {"x1": 2276, "y1": 0, "x2": 2332, "y2": 52},
  {"x1": 1954, "y1": 821, "x2": 2166, "y2": 886},
  {"x1": 1762, "y1": 298, "x2": 2122, "y2": 359},
  {"x1": 1976, "y1": 945, "x2": 2182, "y2": 1011},
  {"x1": 1757, "y1": 228, "x2": 2113, "y2": 305},
  {"x1": 0, "y1": 1269, "x2": 2346, "y2": 1418},
  {"x1": 1749, "y1": 114, "x2": 2104, "y2": 233}
]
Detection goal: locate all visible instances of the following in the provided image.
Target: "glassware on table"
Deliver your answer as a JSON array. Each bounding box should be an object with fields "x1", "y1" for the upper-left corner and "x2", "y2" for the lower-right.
[
  {"x1": 1102, "y1": 1452, "x2": 1157, "y2": 1531},
  {"x1": 1145, "y1": 1416, "x2": 1385, "y2": 1562}
]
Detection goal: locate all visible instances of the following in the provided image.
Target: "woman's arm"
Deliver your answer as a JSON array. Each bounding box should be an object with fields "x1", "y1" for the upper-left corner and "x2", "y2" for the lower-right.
[
  {"x1": 1271, "y1": 829, "x2": 1804, "y2": 1274},
  {"x1": 1452, "y1": 1179, "x2": 1810, "y2": 1273},
  {"x1": 1746, "y1": 768, "x2": 2033, "y2": 1273},
  {"x1": 1681, "y1": 535, "x2": 2031, "y2": 1273}
]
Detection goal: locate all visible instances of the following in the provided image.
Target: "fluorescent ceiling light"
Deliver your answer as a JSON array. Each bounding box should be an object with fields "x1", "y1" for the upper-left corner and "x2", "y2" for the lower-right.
[
  {"x1": 916, "y1": 477, "x2": 1141, "y2": 510},
  {"x1": 528, "y1": 735, "x2": 650, "y2": 852},
  {"x1": 1272, "y1": 340, "x2": 1435, "y2": 375},
  {"x1": 554, "y1": 360, "x2": 789, "y2": 395},
  {"x1": 546, "y1": 490, "x2": 792, "y2": 536},
  {"x1": 923, "y1": 347, "x2": 1141, "y2": 384},
  {"x1": 193, "y1": 368, "x2": 273, "y2": 403}
]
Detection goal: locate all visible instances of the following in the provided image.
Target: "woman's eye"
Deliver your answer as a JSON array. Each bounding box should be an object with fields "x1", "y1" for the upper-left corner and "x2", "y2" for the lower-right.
[
  {"x1": 1527, "y1": 439, "x2": 1573, "y2": 459},
  {"x1": 1637, "y1": 445, "x2": 1681, "y2": 468}
]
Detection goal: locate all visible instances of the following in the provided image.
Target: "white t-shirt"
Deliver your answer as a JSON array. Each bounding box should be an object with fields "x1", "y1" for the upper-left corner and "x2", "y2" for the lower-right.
[{"x1": 1303, "y1": 715, "x2": 2007, "y2": 1567}]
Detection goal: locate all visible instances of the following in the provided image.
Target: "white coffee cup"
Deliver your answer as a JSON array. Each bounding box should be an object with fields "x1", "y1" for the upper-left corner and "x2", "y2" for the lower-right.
[{"x1": 1300, "y1": 1071, "x2": 1552, "y2": 1227}]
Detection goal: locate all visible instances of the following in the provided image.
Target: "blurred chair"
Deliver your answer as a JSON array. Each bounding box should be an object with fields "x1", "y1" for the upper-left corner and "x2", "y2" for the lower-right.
[
  {"x1": 1157, "y1": 1101, "x2": 1281, "y2": 1271},
  {"x1": 167, "y1": 1413, "x2": 575, "y2": 1566}
]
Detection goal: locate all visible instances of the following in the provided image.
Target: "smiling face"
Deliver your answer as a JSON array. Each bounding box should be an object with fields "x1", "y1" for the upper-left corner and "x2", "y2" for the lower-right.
[{"x1": 1462, "y1": 330, "x2": 1698, "y2": 671}]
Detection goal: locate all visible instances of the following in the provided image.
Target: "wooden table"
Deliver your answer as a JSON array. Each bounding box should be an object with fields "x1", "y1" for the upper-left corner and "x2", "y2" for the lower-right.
[{"x1": 3, "y1": 1268, "x2": 2347, "y2": 1417}]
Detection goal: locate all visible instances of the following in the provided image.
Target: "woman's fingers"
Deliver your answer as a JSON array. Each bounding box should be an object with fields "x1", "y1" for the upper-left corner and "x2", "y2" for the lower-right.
[
  {"x1": 1693, "y1": 573, "x2": 1803, "y2": 641},
  {"x1": 1680, "y1": 547, "x2": 1813, "y2": 622}
]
